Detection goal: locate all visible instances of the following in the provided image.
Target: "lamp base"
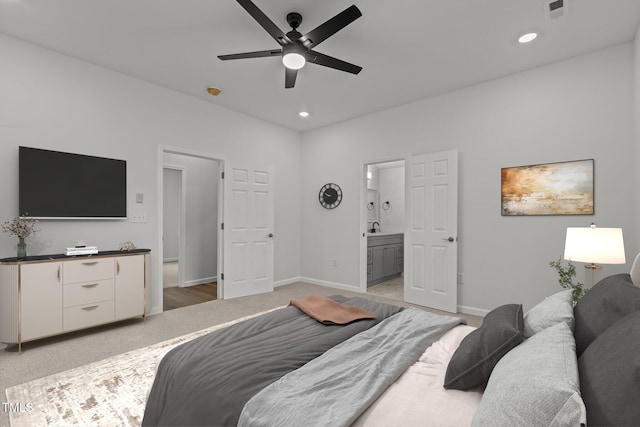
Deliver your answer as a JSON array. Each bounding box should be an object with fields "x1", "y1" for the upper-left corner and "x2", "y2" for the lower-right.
[{"x1": 584, "y1": 263, "x2": 603, "y2": 288}]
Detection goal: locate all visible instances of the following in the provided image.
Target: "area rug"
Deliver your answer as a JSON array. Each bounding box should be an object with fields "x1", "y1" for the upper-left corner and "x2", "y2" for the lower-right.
[{"x1": 5, "y1": 307, "x2": 283, "y2": 427}]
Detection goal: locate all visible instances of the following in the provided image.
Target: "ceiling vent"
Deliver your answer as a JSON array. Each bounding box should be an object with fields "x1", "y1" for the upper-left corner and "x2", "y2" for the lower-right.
[{"x1": 546, "y1": 0, "x2": 567, "y2": 20}]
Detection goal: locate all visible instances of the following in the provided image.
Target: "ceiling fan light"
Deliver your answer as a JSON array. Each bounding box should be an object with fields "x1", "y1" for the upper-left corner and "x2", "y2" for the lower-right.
[{"x1": 283, "y1": 52, "x2": 306, "y2": 70}]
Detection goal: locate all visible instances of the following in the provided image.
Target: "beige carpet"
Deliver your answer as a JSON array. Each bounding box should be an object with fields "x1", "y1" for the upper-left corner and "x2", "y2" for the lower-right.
[{"x1": 5, "y1": 308, "x2": 282, "y2": 427}]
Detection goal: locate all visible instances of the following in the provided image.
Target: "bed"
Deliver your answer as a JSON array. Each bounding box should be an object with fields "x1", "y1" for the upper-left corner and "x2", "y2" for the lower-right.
[{"x1": 143, "y1": 266, "x2": 640, "y2": 427}]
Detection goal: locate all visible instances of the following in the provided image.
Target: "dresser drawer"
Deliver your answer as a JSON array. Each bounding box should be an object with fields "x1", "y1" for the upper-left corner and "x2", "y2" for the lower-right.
[
  {"x1": 63, "y1": 279, "x2": 114, "y2": 308},
  {"x1": 63, "y1": 300, "x2": 115, "y2": 331},
  {"x1": 63, "y1": 258, "x2": 114, "y2": 284}
]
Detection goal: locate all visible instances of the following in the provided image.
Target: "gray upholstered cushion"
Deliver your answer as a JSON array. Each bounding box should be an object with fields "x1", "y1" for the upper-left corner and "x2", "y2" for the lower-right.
[
  {"x1": 578, "y1": 311, "x2": 640, "y2": 426},
  {"x1": 631, "y1": 252, "x2": 640, "y2": 287},
  {"x1": 573, "y1": 273, "x2": 640, "y2": 355},
  {"x1": 444, "y1": 304, "x2": 523, "y2": 391},
  {"x1": 523, "y1": 289, "x2": 574, "y2": 338},
  {"x1": 471, "y1": 322, "x2": 586, "y2": 427}
]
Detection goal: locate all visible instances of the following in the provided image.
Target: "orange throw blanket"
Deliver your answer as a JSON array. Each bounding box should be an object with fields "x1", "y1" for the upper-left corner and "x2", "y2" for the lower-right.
[{"x1": 290, "y1": 295, "x2": 376, "y2": 325}]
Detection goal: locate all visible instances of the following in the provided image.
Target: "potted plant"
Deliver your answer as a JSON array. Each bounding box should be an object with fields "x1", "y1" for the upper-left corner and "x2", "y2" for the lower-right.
[
  {"x1": 1, "y1": 214, "x2": 39, "y2": 258},
  {"x1": 549, "y1": 258, "x2": 587, "y2": 305}
]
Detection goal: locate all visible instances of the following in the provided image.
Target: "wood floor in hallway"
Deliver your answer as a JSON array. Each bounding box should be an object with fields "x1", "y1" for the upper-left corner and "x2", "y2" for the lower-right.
[{"x1": 163, "y1": 282, "x2": 217, "y2": 311}]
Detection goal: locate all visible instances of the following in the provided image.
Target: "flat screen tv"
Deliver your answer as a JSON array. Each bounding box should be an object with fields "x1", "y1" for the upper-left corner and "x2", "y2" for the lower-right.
[{"x1": 19, "y1": 146, "x2": 127, "y2": 219}]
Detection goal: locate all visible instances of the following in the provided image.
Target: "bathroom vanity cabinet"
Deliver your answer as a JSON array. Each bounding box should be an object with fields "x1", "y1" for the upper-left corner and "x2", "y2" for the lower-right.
[{"x1": 367, "y1": 233, "x2": 403, "y2": 287}]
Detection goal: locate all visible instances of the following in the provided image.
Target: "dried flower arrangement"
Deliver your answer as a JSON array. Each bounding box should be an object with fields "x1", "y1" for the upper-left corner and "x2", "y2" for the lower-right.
[
  {"x1": 119, "y1": 241, "x2": 137, "y2": 251},
  {"x1": 1, "y1": 214, "x2": 39, "y2": 239}
]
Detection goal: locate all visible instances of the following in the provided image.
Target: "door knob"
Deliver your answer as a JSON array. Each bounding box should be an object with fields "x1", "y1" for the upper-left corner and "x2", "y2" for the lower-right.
[
  {"x1": 442, "y1": 237, "x2": 455, "y2": 242},
  {"x1": 267, "y1": 233, "x2": 274, "y2": 238}
]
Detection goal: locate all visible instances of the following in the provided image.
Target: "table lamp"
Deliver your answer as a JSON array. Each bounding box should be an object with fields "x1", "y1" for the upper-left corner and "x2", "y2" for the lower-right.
[{"x1": 563, "y1": 224, "x2": 626, "y2": 287}]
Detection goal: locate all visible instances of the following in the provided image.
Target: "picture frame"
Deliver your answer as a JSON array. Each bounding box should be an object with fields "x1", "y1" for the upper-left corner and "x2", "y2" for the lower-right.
[{"x1": 501, "y1": 159, "x2": 594, "y2": 216}]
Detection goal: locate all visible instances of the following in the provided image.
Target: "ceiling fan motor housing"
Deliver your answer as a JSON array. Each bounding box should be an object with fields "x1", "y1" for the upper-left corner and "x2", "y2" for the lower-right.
[{"x1": 286, "y1": 12, "x2": 302, "y2": 29}]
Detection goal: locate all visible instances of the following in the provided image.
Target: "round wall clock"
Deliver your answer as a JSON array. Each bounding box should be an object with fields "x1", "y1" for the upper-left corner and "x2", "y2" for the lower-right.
[{"x1": 319, "y1": 183, "x2": 343, "y2": 209}]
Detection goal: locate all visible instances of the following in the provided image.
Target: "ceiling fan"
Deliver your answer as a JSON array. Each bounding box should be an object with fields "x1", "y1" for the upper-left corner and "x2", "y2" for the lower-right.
[{"x1": 218, "y1": 0, "x2": 363, "y2": 88}]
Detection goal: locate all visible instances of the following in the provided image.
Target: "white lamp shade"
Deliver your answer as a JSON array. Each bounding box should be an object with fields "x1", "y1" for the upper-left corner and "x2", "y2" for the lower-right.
[
  {"x1": 282, "y1": 52, "x2": 305, "y2": 70},
  {"x1": 564, "y1": 227, "x2": 626, "y2": 264}
]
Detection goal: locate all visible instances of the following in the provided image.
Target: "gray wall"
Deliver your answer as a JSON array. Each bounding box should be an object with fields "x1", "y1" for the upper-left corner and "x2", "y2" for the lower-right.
[
  {"x1": 635, "y1": 25, "x2": 640, "y2": 252},
  {"x1": 0, "y1": 34, "x2": 302, "y2": 315},
  {"x1": 163, "y1": 153, "x2": 219, "y2": 287},
  {"x1": 378, "y1": 165, "x2": 405, "y2": 234},
  {"x1": 1, "y1": 32, "x2": 638, "y2": 316},
  {"x1": 301, "y1": 42, "x2": 639, "y2": 313},
  {"x1": 163, "y1": 168, "x2": 181, "y2": 261}
]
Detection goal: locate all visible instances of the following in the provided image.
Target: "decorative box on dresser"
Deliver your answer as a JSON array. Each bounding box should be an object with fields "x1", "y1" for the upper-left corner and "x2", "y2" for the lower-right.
[{"x1": 0, "y1": 249, "x2": 150, "y2": 352}]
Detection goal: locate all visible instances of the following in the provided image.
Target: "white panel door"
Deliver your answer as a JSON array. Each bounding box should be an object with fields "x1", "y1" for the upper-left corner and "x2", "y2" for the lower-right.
[
  {"x1": 223, "y1": 164, "x2": 274, "y2": 299},
  {"x1": 404, "y1": 149, "x2": 458, "y2": 312}
]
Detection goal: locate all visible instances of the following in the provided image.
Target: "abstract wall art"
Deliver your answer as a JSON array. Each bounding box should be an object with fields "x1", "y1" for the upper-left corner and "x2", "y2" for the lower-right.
[{"x1": 501, "y1": 159, "x2": 594, "y2": 216}]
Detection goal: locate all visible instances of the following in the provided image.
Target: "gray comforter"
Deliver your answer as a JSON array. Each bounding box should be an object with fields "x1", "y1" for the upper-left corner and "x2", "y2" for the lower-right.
[
  {"x1": 238, "y1": 308, "x2": 465, "y2": 427},
  {"x1": 142, "y1": 296, "x2": 403, "y2": 427}
]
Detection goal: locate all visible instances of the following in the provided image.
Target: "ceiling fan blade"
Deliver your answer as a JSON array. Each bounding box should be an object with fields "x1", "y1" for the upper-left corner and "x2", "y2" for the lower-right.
[
  {"x1": 236, "y1": 0, "x2": 291, "y2": 45},
  {"x1": 307, "y1": 50, "x2": 362, "y2": 74},
  {"x1": 299, "y1": 5, "x2": 361, "y2": 48},
  {"x1": 285, "y1": 67, "x2": 298, "y2": 88},
  {"x1": 218, "y1": 49, "x2": 282, "y2": 60}
]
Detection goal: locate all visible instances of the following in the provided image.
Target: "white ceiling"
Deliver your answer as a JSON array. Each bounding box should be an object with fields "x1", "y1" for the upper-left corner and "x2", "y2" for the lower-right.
[{"x1": 1, "y1": 0, "x2": 639, "y2": 132}]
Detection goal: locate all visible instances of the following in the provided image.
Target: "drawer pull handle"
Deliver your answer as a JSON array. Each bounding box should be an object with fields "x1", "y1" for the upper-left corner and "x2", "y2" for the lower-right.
[
  {"x1": 82, "y1": 305, "x2": 99, "y2": 311},
  {"x1": 82, "y1": 261, "x2": 99, "y2": 266},
  {"x1": 82, "y1": 283, "x2": 99, "y2": 288}
]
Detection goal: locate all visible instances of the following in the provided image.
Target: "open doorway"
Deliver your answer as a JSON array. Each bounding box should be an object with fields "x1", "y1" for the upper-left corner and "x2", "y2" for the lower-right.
[
  {"x1": 364, "y1": 160, "x2": 405, "y2": 301},
  {"x1": 161, "y1": 150, "x2": 222, "y2": 311}
]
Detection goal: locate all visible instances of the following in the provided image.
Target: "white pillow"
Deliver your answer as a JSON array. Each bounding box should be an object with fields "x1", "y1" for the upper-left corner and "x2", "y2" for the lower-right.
[
  {"x1": 471, "y1": 322, "x2": 586, "y2": 427},
  {"x1": 523, "y1": 289, "x2": 574, "y2": 338}
]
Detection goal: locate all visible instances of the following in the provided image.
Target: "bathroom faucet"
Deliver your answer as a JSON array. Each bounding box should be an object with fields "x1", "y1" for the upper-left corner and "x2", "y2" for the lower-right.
[{"x1": 371, "y1": 222, "x2": 380, "y2": 233}]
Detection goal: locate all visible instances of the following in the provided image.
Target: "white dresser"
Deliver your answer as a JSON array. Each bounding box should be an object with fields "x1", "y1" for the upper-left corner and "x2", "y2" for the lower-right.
[{"x1": 0, "y1": 250, "x2": 150, "y2": 352}]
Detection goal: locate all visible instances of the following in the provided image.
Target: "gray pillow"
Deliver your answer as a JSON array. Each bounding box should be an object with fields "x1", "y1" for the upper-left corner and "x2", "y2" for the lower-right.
[
  {"x1": 573, "y1": 273, "x2": 640, "y2": 355},
  {"x1": 444, "y1": 304, "x2": 523, "y2": 391},
  {"x1": 523, "y1": 289, "x2": 574, "y2": 338},
  {"x1": 471, "y1": 322, "x2": 587, "y2": 427},
  {"x1": 578, "y1": 311, "x2": 640, "y2": 426}
]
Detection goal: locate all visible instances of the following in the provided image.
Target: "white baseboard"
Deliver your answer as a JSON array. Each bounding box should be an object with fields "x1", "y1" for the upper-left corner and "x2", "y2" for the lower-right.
[
  {"x1": 273, "y1": 277, "x2": 303, "y2": 287},
  {"x1": 457, "y1": 305, "x2": 489, "y2": 317},
  {"x1": 298, "y1": 277, "x2": 360, "y2": 292},
  {"x1": 182, "y1": 276, "x2": 217, "y2": 287}
]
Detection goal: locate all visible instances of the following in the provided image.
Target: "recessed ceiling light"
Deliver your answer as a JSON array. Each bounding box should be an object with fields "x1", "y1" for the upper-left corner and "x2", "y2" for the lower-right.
[
  {"x1": 518, "y1": 32, "x2": 538, "y2": 44},
  {"x1": 299, "y1": 111, "x2": 309, "y2": 118}
]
